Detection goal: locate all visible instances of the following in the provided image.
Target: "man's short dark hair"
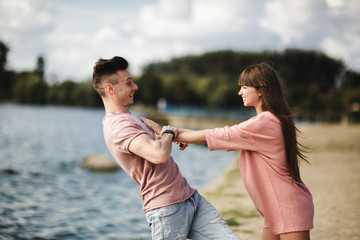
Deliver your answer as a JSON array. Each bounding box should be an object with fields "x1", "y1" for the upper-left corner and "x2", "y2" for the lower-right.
[{"x1": 92, "y1": 56, "x2": 129, "y2": 96}]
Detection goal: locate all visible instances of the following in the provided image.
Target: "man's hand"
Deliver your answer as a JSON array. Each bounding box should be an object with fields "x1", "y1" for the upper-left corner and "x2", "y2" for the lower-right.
[
  {"x1": 142, "y1": 117, "x2": 188, "y2": 151},
  {"x1": 141, "y1": 117, "x2": 162, "y2": 135}
]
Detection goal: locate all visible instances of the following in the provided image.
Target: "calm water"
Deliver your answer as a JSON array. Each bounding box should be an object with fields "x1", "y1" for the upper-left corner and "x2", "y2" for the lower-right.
[{"x1": 0, "y1": 104, "x2": 236, "y2": 240}]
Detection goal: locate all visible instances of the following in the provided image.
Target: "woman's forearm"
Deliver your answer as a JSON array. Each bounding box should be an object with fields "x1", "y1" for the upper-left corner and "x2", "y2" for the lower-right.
[
  {"x1": 175, "y1": 130, "x2": 207, "y2": 144},
  {"x1": 141, "y1": 117, "x2": 207, "y2": 144}
]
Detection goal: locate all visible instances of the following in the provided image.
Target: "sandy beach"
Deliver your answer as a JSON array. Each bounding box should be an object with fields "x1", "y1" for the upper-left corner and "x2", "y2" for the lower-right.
[
  {"x1": 201, "y1": 124, "x2": 360, "y2": 240},
  {"x1": 169, "y1": 116, "x2": 360, "y2": 240}
]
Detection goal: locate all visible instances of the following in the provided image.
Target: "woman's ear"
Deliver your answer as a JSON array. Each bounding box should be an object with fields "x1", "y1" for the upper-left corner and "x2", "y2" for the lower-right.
[{"x1": 257, "y1": 89, "x2": 262, "y2": 97}]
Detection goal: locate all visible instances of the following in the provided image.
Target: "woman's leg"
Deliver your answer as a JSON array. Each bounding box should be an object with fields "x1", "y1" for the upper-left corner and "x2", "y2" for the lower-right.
[
  {"x1": 262, "y1": 228, "x2": 280, "y2": 240},
  {"x1": 279, "y1": 231, "x2": 310, "y2": 240}
]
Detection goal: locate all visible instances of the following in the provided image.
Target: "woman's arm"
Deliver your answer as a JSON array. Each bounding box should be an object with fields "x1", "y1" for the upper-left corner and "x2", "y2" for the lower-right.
[
  {"x1": 142, "y1": 117, "x2": 207, "y2": 144},
  {"x1": 176, "y1": 129, "x2": 207, "y2": 144}
]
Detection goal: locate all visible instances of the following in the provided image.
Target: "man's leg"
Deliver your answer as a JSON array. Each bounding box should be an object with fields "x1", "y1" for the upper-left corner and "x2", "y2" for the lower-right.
[
  {"x1": 187, "y1": 191, "x2": 241, "y2": 240},
  {"x1": 145, "y1": 199, "x2": 195, "y2": 240}
]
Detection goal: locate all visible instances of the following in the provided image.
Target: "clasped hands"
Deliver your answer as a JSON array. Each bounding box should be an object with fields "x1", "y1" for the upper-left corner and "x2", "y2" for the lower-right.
[{"x1": 141, "y1": 117, "x2": 188, "y2": 151}]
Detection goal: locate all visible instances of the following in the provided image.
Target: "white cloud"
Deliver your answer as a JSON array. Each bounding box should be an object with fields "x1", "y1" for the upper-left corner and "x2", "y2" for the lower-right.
[
  {"x1": 157, "y1": 0, "x2": 191, "y2": 19},
  {"x1": 326, "y1": 0, "x2": 345, "y2": 8},
  {"x1": 93, "y1": 27, "x2": 121, "y2": 45},
  {"x1": 138, "y1": 0, "x2": 248, "y2": 39},
  {"x1": 0, "y1": 0, "x2": 54, "y2": 70},
  {"x1": 322, "y1": 37, "x2": 349, "y2": 64},
  {"x1": 0, "y1": 0, "x2": 359, "y2": 82},
  {"x1": 260, "y1": 0, "x2": 323, "y2": 44}
]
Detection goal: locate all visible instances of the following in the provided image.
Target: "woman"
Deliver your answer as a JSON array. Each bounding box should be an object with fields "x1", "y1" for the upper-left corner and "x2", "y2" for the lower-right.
[{"x1": 143, "y1": 62, "x2": 314, "y2": 240}]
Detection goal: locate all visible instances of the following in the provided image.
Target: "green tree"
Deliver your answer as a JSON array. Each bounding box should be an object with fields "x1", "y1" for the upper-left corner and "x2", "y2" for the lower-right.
[
  {"x1": 340, "y1": 70, "x2": 360, "y2": 122},
  {"x1": 140, "y1": 49, "x2": 347, "y2": 121},
  {"x1": 135, "y1": 73, "x2": 163, "y2": 105},
  {"x1": 58, "y1": 80, "x2": 76, "y2": 105},
  {"x1": 13, "y1": 72, "x2": 48, "y2": 104},
  {"x1": 0, "y1": 40, "x2": 13, "y2": 100},
  {"x1": 35, "y1": 55, "x2": 45, "y2": 81}
]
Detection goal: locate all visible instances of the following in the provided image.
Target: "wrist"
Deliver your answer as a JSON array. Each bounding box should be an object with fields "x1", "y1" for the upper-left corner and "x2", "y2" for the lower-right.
[{"x1": 162, "y1": 129, "x2": 175, "y2": 140}]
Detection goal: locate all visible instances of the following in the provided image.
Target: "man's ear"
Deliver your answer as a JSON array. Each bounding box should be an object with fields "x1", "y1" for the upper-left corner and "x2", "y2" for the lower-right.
[{"x1": 104, "y1": 83, "x2": 113, "y2": 94}]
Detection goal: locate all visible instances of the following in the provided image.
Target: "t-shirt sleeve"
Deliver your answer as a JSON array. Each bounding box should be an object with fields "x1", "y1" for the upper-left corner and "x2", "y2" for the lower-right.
[
  {"x1": 110, "y1": 117, "x2": 148, "y2": 154},
  {"x1": 205, "y1": 125, "x2": 256, "y2": 152},
  {"x1": 205, "y1": 114, "x2": 278, "y2": 152}
]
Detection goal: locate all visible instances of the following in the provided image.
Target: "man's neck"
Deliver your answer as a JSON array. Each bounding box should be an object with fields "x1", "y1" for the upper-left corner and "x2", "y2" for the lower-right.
[
  {"x1": 105, "y1": 107, "x2": 128, "y2": 115},
  {"x1": 103, "y1": 100, "x2": 128, "y2": 115}
]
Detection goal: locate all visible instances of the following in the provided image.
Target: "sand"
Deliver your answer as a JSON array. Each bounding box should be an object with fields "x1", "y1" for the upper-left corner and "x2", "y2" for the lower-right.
[
  {"x1": 198, "y1": 124, "x2": 360, "y2": 240},
  {"x1": 168, "y1": 115, "x2": 360, "y2": 239}
]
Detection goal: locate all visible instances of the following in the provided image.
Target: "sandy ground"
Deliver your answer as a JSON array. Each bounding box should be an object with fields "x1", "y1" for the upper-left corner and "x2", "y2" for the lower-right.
[
  {"x1": 169, "y1": 115, "x2": 360, "y2": 240},
  {"x1": 199, "y1": 124, "x2": 360, "y2": 240}
]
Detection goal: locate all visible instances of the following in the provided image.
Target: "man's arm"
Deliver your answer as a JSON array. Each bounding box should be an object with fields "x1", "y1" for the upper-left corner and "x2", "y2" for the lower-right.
[
  {"x1": 128, "y1": 129, "x2": 175, "y2": 164},
  {"x1": 141, "y1": 117, "x2": 189, "y2": 150}
]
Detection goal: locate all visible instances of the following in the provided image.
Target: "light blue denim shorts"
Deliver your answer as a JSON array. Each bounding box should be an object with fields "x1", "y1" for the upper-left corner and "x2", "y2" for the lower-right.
[{"x1": 145, "y1": 191, "x2": 241, "y2": 240}]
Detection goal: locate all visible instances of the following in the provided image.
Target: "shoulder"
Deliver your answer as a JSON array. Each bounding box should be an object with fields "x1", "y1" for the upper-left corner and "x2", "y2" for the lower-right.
[
  {"x1": 104, "y1": 113, "x2": 138, "y2": 127},
  {"x1": 257, "y1": 111, "x2": 280, "y2": 124},
  {"x1": 104, "y1": 113, "x2": 146, "y2": 137},
  {"x1": 239, "y1": 111, "x2": 280, "y2": 131}
]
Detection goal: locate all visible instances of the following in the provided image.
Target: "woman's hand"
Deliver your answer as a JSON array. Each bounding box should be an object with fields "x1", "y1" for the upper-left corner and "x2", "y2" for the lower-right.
[
  {"x1": 160, "y1": 125, "x2": 189, "y2": 151},
  {"x1": 142, "y1": 117, "x2": 189, "y2": 150},
  {"x1": 176, "y1": 142, "x2": 189, "y2": 151}
]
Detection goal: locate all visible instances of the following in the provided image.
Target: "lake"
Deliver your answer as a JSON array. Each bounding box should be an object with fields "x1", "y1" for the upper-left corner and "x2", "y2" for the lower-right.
[{"x1": 0, "y1": 104, "x2": 236, "y2": 240}]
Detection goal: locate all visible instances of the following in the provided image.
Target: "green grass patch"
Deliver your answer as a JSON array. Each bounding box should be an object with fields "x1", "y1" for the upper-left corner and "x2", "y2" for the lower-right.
[
  {"x1": 225, "y1": 217, "x2": 240, "y2": 226},
  {"x1": 221, "y1": 209, "x2": 260, "y2": 219}
]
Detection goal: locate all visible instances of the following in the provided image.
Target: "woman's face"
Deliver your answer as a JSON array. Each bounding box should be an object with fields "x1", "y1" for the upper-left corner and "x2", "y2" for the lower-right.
[{"x1": 238, "y1": 86, "x2": 263, "y2": 112}]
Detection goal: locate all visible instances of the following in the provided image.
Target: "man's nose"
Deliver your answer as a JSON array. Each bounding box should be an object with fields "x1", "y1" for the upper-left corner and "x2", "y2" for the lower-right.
[{"x1": 133, "y1": 83, "x2": 138, "y2": 90}]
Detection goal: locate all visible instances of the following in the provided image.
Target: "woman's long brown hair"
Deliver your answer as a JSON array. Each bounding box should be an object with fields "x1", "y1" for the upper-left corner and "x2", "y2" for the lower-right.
[{"x1": 238, "y1": 62, "x2": 308, "y2": 183}]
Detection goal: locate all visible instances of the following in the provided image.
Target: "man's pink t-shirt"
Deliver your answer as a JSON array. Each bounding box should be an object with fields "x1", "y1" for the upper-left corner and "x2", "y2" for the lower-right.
[
  {"x1": 205, "y1": 111, "x2": 314, "y2": 234},
  {"x1": 103, "y1": 112, "x2": 194, "y2": 212}
]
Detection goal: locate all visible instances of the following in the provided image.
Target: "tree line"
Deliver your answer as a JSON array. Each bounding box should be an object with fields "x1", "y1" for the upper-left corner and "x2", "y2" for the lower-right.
[
  {"x1": 135, "y1": 49, "x2": 360, "y2": 122},
  {"x1": 0, "y1": 40, "x2": 359, "y2": 122},
  {"x1": 0, "y1": 41, "x2": 103, "y2": 108}
]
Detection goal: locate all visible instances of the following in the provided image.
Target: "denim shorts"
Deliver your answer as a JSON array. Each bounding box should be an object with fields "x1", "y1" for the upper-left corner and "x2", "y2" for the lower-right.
[{"x1": 145, "y1": 191, "x2": 241, "y2": 240}]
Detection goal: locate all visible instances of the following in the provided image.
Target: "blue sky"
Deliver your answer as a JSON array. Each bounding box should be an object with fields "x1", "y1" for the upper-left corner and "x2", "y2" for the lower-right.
[{"x1": 0, "y1": 0, "x2": 359, "y2": 82}]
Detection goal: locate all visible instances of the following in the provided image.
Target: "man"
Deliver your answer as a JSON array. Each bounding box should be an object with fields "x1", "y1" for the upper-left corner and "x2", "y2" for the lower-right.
[{"x1": 92, "y1": 56, "x2": 240, "y2": 239}]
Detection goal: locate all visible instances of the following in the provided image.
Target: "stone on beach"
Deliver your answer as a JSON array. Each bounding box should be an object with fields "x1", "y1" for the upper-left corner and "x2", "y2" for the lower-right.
[
  {"x1": 82, "y1": 154, "x2": 118, "y2": 171},
  {"x1": 0, "y1": 168, "x2": 18, "y2": 175}
]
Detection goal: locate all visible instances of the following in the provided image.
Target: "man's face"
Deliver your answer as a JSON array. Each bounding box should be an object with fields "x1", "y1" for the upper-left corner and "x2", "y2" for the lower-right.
[{"x1": 112, "y1": 70, "x2": 138, "y2": 107}]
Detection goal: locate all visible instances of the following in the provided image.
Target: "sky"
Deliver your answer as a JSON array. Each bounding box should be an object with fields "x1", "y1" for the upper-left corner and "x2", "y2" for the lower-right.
[{"x1": 0, "y1": 0, "x2": 359, "y2": 83}]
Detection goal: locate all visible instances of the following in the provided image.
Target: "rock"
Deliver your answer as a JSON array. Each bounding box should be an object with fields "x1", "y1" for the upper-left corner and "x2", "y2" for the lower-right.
[
  {"x1": 82, "y1": 154, "x2": 119, "y2": 171},
  {"x1": 0, "y1": 168, "x2": 18, "y2": 175}
]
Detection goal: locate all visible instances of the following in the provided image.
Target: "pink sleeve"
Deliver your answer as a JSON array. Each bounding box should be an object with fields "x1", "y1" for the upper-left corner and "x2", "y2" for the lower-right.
[
  {"x1": 205, "y1": 114, "x2": 279, "y2": 152},
  {"x1": 205, "y1": 125, "x2": 256, "y2": 152},
  {"x1": 110, "y1": 118, "x2": 147, "y2": 154}
]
